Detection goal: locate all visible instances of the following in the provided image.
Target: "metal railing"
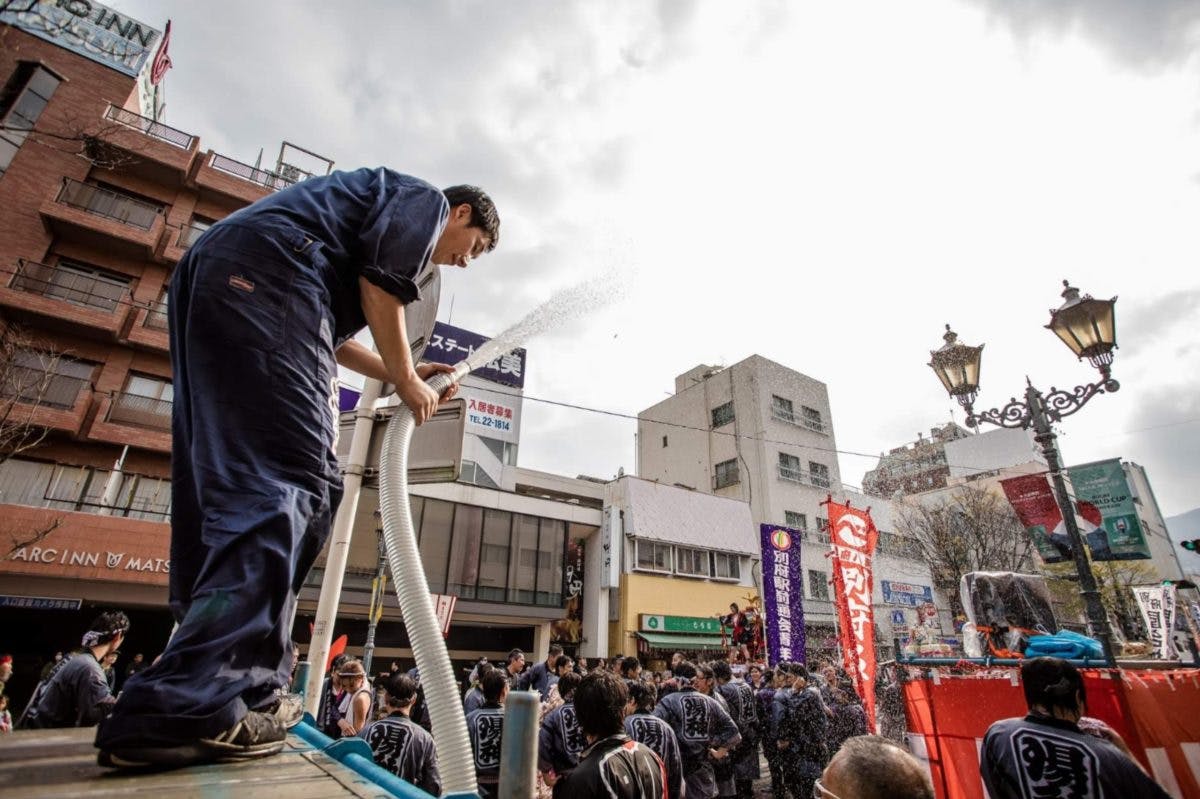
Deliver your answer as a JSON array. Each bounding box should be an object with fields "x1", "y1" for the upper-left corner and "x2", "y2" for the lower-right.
[
  {"x1": 56, "y1": 178, "x2": 162, "y2": 230},
  {"x1": 1, "y1": 368, "x2": 89, "y2": 410},
  {"x1": 778, "y1": 463, "x2": 831, "y2": 489},
  {"x1": 104, "y1": 105, "x2": 196, "y2": 150},
  {"x1": 9, "y1": 259, "x2": 130, "y2": 313},
  {"x1": 771, "y1": 405, "x2": 826, "y2": 433},
  {"x1": 210, "y1": 153, "x2": 295, "y2": 191},
  {"x1": 143, "y1": 300, "x2": 168, "y2": 331},
  {"x1": 106, "y1": 391, "x2": 172, "y2": 430},
  {"x1": 176, "y1": 222, "x2": 208, "y2": 248}
]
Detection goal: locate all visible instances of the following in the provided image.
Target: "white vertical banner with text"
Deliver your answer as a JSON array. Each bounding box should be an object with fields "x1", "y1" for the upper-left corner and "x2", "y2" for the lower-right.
[{"x1": 1132, "y1": 584, "x2": 1177, "y2": 659}]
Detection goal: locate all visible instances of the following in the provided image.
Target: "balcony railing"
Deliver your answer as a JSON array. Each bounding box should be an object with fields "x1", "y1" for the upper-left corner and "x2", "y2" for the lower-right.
[
  {"x1": 778, "y1": 463, "x2": 831, "y2": 489},
  {"x1": 177, "y1": 222, "x2": 208, "y2": 248},
  {"x1": 104, "y1": 105, "x2": 196, "y2": 150},
  {"x1": 210, "y1": 153, "x2": 295, "y2": 191},
  {"x1": 106, "y1": 391, "x2": 172, "y2": 430},
  {"x1": 56, "y1": 178, "x2": 162, "y2": 230},
  {"x1": 771, "y1": 405, "x2": 827, "y2": 433},
  {"x1": 2, "y1": 368, "x2": 89, "y2": 410},
  {"x1": 144, "y1": 300, "x2": 168, "y2": 331},
  {"x1": 9, "y1": 259, "x2": 130, "y2": 313}
]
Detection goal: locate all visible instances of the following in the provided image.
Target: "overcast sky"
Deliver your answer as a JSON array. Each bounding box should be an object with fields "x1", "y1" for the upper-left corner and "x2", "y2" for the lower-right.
[{"x1": 114, "y1": 0, "x2": 1200, "y2": 517}]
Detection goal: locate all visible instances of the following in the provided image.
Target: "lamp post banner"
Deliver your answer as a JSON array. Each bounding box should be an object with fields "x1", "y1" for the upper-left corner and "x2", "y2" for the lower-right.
[
  {"x1": 1067, "y1": 459, "x2": 1152, "y2": 561},
  {"x1": 1132, "y1": 584, "x2": 1177, "y2": 659},
  {"x1": 826, "y1": 501, "x2": 879, "y2": 734},
  {"x1": 999, "y1": 473, "x2": 1072, "y2": 564},
  {"x1": 759, "y1": 524, "x2": 807, "y2": 665}
]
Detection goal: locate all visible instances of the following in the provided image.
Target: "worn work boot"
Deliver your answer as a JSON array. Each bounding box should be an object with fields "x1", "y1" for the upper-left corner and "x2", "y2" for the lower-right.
[
  {"x1": 200, "y1": 710, "x2": 287, "y2": 759},
  {"x1": 264, "y1": 693, "x2": 305, "y2": 729}
]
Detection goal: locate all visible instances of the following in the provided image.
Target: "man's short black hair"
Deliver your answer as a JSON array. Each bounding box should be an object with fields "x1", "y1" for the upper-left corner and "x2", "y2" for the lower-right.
[
  {"x1": 620, "y1": 656, "x2": 640, "y2": 675},
  {"x1": 557, "y1": 671, "x2": 583, "y2": 700},
  {"x1": 825, "y1": 735, "x2": 934, "y2": 799},
  {"x1": 442, "y1": 185, "x2": 499, "y2": 251},
  {"x1": 672, "y1": 660, "x2": 697, "y2": 680},
  {"x1": 556, "y1": 656, "x2": 574, "y2": 673},
  {"x1": 87, "y1": 611, "x2": 130, "y2": 645},
  {"x1": 1021, "y1": 656, "x2": 1085, "y2": 715},
  {"x1": 574, "y1": 671, "x2": 627, "y2": 738},
  {"x1": 548, "y1": 644, "x2": 563, "y2": 657},
  {"x1": 481, "y1": 668, "x2": 508, "y2": 703},
  {"x1": 790, "y1": 663, "x2": 810, "y2": 680},
  {"x1": 711, "y1": 660, "x2": 732, "y2": 681},
  {"x1": 627, "y1": 679, "x2": 657, "y2": 713},
  {"x1": 384, "y1": 673, "x2": 418, "y2": 705},
  {"x1": 507, "y1": 648, "x2": 524, "y2": 664}
]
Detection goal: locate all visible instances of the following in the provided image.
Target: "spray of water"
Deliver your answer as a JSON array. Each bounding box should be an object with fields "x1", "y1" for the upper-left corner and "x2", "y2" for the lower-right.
[{"x1": 464, "y1": 269, "x2": 624, "y2": 372}]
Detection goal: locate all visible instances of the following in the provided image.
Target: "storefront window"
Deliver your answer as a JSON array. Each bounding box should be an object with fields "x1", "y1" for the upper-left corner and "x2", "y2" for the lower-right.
[
  {"x1": 478, "y1": 508, "x2": 511, "y2": 601},
  {"x1": 537, "y1": 518, "x2": 565, "y2": 606},
  {"x1": 447, "y1": 504, "x2": 483, "y2": 600},
  {"x1": 509, "y1": 513, "x2": 540, "y2": 604},
  {"x1": 418, "y1": 498, "x2": 454, "y2": 594}
]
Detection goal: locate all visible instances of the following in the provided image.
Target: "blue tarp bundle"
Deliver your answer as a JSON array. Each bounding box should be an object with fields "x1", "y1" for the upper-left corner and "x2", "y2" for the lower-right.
[{"x1": 1024, "y1": 630, "x2": 1105, "y2": 660}]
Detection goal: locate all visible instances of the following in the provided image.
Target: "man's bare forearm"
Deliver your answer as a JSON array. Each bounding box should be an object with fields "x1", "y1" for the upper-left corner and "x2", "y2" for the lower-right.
[
  {"x1": 335, "y1": 339, "x2": 389, "y2": 382},
  {"x1": 356, "y1": 277, "x2": 417, "y2": 385}
]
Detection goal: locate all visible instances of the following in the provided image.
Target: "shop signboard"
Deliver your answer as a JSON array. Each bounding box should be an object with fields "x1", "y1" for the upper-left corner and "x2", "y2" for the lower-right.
[
  {"x1": 0, "y1": 1, "x2": 162, "y2": 77},
  {"x1": 424, "y1": 322, "x2": 526, "y2": 388},
  {"x1": 640, "y1": 614, "x2": 722, "y2": 634},
  {"x1": 882, "y1": 580, "x2": 934, "y2": 607},
  {"x1": 0, "y1": 595, "x2": 82, "y2": 611}
]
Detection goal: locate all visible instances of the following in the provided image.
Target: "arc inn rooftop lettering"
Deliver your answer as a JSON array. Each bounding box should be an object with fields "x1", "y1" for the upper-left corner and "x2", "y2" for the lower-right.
[{"x1": 1, "y1": 0, "x2": 162, "y2": 77}]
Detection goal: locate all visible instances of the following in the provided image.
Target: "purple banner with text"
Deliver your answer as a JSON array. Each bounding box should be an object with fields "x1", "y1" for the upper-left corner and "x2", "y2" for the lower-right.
[{"x1": 760, "y1": 524, "x2": 807, "y2": 664}]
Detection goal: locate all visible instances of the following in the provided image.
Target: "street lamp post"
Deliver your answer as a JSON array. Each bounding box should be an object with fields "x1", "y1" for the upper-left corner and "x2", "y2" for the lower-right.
[{"x1": 928, "y1": 280, "x2": 1120, "y2": 666}]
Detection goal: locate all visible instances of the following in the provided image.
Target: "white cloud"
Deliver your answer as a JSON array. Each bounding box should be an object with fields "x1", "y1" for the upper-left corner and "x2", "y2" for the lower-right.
[{"x1": 114, "y1": 0, "x2": 1200, "y2": 514}]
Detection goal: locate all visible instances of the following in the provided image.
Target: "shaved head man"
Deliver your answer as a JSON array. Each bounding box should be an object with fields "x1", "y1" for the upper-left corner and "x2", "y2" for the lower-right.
[{"x1": 817, "y1": 735, "x2": 933, "y2": 799}]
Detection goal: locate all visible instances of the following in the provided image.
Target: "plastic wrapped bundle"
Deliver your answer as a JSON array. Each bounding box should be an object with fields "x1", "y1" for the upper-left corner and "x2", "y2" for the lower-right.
[{"x1": 959, "y1": 572, "x2": 1058, "y2": 657}]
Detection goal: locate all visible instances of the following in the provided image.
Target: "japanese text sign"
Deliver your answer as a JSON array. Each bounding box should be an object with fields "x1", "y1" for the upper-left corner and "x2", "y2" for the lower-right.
[
  {"x1": 759, "y1": 524, "x2": 807, "y2": 664},
  {"x1": 1133, "y1": 584, "x2": 1177, "y2": 660},
  {"x1": 425, "y1": 322, "x2": 526, "y2": 388},
  {"x1": 827, "y1": 501, "x2": 879, "y2": 733}
]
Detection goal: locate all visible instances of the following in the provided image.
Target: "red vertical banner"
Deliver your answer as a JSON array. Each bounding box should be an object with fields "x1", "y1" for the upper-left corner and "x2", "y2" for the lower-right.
[{"x1": 827, "y1": 500, "x2": 880, "y2": 732}]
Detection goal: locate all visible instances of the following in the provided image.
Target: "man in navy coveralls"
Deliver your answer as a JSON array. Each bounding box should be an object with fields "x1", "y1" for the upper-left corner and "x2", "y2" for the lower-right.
[{"x1": 96, "y1": 169, "x2": 499, "y2": 767}]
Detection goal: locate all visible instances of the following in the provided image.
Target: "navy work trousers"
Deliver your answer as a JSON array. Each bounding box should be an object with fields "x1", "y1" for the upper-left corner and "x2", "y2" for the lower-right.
[{"x1": 97, "y1": 220, "x2": 343, "y2": 748}]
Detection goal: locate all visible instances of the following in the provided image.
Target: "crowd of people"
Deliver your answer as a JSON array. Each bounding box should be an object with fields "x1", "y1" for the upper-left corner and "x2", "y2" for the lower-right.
[
  {"x1": 3, "y1": 614, "x2": 1181, "y2": 799},
  {"x1": 314, "y1": 644, "x2": 931, "y2": 799}
]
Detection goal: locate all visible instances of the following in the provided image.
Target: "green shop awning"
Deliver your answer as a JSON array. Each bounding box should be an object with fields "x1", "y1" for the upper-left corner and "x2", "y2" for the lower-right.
[{"x1": 636, "y1": 631, "x2": 726, "y2": 651}]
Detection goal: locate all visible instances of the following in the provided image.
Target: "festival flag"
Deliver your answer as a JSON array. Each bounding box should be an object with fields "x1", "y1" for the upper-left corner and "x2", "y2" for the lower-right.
[
  {"x1": 827, "y1": 500, "x2": 879, "y2": 733},
  {"x1": 1132, "y1": 584, "x2": 1177, "y2": 659},
  {"x1": 150, "y1": 19, "x2": 173, "y2": 85},
  {"x1": 759, "y1": 524, "x2": 807, "y2": 664}
]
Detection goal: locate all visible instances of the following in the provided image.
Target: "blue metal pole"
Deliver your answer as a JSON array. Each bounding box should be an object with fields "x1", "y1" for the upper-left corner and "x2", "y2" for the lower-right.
[{"x1": 498, "y1": 691, "x2": 540, "y2": 799}]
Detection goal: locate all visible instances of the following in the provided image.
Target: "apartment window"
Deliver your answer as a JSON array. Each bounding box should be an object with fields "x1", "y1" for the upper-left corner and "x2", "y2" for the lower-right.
[
  {"x1": 12, "y1": 258, "x2": 131, "y2": 313},
  {"x1": 809, "y1": 569, "x2": 830, "y2": 601},
  {"x1": 0, "y1": 63, "x2": 61, "y2": 176},
  {"x1": 771, "y1": 395, "x2": 794, "y2": 423},
  {"x1": 801, "y1": 405, "x2": 825, "y2": 433},
  {"x1": 2, "y1": 351, "x2": 94, "y2": 409},
  {"x1": 712, "y1": 551, "x2": 740, "y2": 580},
  {"x1": 714, "y1": 458, "x2": 739, "y2": 489},
  {"x1": 125, "y1": 374, "x2": 173, "y2": 402},
  {"x1": 635, "y1": 539, "x2": 672, "y2": 573},
  {"x1": 711, "y1": 401, "x2": 734, "y2": 428},
  {"x1": 809, "y1": 461, "x2": 831, "y2": 488},
  {"x1": 675, "y1": 546, "x2": 710, "y2": 577},
  {"x1": 784, "y1": 511, "x2": 807, "y2": 530},
  {"x1": 817, "y1": 516, "x2": 829, "y2": 532},
  {"x1": 778, "y1": 452, "x2": 802, "y2": 482},
  {"x1": 662, "y1": 435, "x2": 668, "y2": 447}
]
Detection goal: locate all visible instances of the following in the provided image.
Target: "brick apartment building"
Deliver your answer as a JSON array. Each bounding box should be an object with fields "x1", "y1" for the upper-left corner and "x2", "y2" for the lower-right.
[{"x1": 0, "y1": 9, "x2": 305, "y2": 693}]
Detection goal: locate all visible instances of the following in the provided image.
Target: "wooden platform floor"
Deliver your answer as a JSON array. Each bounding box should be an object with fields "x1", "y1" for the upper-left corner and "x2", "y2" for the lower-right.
[{"x1": 0, "y1": 727, "x2": 393, "y2": 799}]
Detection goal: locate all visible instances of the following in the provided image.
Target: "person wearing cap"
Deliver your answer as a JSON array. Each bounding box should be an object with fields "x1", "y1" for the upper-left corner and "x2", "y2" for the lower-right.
[{"x1": 25, "y1": 611, "x2": 128, "y2": 728}]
